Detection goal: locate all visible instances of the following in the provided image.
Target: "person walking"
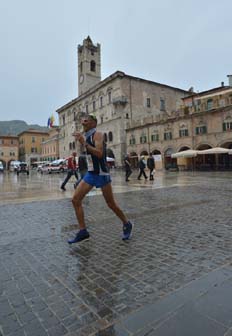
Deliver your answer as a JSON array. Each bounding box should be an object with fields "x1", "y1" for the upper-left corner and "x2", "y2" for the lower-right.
[
  {"x1": 137, "y1": 156, "x2": 148, "y2": 180},
  {"x1": 68, "y1": 114, "x2": 133, "y2": 244},
  {"x1": 147, "y1": 153, "x2": 155, "y2": 180},
  {"x1": 60, "y1": 152, "x2": 79, "y2": 191},
  {"x1": 74, "y1": 153, "x2": 88, "y2": 189},
  {"x1": 124, "y1": 154, "x2": 132, "y2": 182}
]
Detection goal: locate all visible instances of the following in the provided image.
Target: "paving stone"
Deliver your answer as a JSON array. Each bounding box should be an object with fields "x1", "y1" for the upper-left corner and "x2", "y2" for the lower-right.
[
  {"x1": 47, "y1": 323, "x2": 68, "y2": 336},
  {"x1": 2, "y1": 173, "x2": 232, "y2": 335},
  {"x1": 148, "y1": 303, "x2": 227, "y2": 336}
]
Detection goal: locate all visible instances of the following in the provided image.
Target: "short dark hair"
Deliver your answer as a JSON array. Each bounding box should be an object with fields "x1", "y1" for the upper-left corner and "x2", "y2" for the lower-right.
[{"x1": 88, "y1": 114, "x2": 98, "y2": 124}]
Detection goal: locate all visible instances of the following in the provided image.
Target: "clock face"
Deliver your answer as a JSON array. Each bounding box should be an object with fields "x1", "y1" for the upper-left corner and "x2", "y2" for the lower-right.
[{"x1": 80, "y1": 75, "x2": 84, "y2": 84}]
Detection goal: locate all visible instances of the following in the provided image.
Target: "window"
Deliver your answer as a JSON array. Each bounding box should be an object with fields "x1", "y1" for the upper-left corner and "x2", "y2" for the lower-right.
[
  {"x1": 151, "y1": 134, "x2": 159, "y2": 142},
  {"x1": 164, "y1": 132, "x2": 172, "y2": 140},
  {"x1": 0, "y1": 140, "x2": 4, "y2": 144},
  {"x1": 104, "y1": 133, "x2": 107, "y2": 142},
  {"x1": 179, "y1": 129, "x2": 189, "y2": 137},
  {"x1": 86, "y1": 105, "x2": 88, "y2": 113},
  {"x1": 100, "y1": 96, "x2": 103, "y2": 108},
  {"x1": 80, "y1": 62, "x2": 83, "y2": 72},
  {"x1": 11, "y1": 140, "x2": 14, "y2": 145},
  {"x1": 72, "y1": 142, "x2": 75, "y2": 149},
  {"x1": 140, "y1": 135, "x2": 147, "y2": 144},
  {"x1": 101, "y1": 116, "x2": 103, "y2": 124},
  {"x1": 69, "y1": 143, "x2": 72, "y2": 150},
  {"x1": 1, "y1": 152, "x2": 4, "y2": 156},
  {"x1": 223, "y1": 122, "x2": 232, "y2": 131},
  {"x1": 93, "y1": 101, "x2": 96, "y2": 111},
  {"x1": 62, "y1": 115, "x2": 65, "y2": 125},
  {"x1": 129, "y1": 136, "x2": 136, "y2": 145},
  {"x1": 207, "y1": 99, "x2": 213, "y2": 110},
  {"x1": 42, "y1": 138, "x2": 45, "y2": 142},
  {"x1": 160, "y1": 98, "x2": 166, "y2": 111},
  {"x1": 126, "y1": 113, "x2": 129, "y2": 119},
  {"x1": 31, "y1": 147, "x2": 37, "y2": 153},
  {"x1": 195, "y1": 126, "x2": 207, "y2": 135},
  {"x1": 147, "y1": 98, "x2": 151, "y2": 108},
  {"x1": 108, "y1": 131, "x2": 113, "y2": 142},
  {"x1": 108, "y1": 91, "x2": 112, "y2": 104},
  {"x1": 32, "y1": 136, "x2": 35, "y2": 143},
  {"x1": 90, "y1": 60, "x2": 96, "y2": 72}
]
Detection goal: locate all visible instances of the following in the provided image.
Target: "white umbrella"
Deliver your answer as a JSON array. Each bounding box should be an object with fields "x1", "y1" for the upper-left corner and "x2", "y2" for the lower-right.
[
  {"x1": 197, "y1": 147, "x2": 229, "y2": 155},
  {"x1": 171, "y1": 149, "x2": 198, "y2": 158}
]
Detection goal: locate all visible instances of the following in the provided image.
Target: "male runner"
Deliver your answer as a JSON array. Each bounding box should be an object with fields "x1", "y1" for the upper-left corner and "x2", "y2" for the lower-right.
[{"x1": 68, "y1": 114, "x2": 133, "y2": 244}]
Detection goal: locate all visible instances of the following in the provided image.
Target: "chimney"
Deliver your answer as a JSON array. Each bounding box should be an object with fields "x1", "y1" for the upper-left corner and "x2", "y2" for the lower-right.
[
  {"x1": 227, "y1": 75, "x2": 232, "y2": 87},
  {"x1": 221, "y1": 81, "x2": 224, "y2": 87}
]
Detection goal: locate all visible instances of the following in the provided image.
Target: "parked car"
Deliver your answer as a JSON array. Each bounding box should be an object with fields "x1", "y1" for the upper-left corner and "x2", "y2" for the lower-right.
[
  {"x1": 36, "y1": 161, "x2": 48, "y2": 172},
  {"x1": 9, "y1": 160, "x2": 21, "y2": 172},
  {"x1": 0, "y1": 162, "x2": 4, "y2": 172},
  {"x1": 41, "y1": 162, "x2": 61, "y2": 174},
  {"x1": 17, "y1": 162, "x2": 29, "y2": 175},
  {"x1": 54, "y1": 159, "x2": 68, "y2": 172}
]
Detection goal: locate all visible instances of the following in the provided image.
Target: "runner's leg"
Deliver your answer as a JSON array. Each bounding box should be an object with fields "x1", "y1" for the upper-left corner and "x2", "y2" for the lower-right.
[
  {"x1": 72, "y1": 180, "x2": 93, "y2": 229},
  {"x1": 101, "y1": 183, "x2": 128, "y2": 224}
]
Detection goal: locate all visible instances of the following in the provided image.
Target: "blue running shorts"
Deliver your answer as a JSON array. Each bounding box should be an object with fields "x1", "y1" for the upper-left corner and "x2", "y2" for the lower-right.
[{"x1": 83, "y1": 172, "x2": 112, "y2": 188}]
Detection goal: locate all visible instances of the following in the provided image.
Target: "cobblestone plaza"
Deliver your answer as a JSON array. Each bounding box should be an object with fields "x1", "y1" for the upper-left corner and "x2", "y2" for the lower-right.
[{"x1": 1, "y1": 171, "x2": 232, "y2": 335}]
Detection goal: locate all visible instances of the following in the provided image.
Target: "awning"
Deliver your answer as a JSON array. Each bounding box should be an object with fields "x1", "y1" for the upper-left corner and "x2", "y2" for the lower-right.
[
  {"x1": 171, "y1": 149, "x2": 198, "y2": 158},
  {"x1": 197, "y1": 147, "x2": 230, "y2": 155}
]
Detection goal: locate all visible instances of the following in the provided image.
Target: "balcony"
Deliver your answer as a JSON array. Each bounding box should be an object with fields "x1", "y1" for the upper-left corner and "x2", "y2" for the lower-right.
[{"x1": 112, "y1": 96, "x2": 128, "y2": 106}]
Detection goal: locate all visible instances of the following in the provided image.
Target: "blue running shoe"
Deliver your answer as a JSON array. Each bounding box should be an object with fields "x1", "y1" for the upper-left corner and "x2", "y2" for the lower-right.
[
  {"x1": 68, "y1": 229, "x2": 90, "y2": 244},
  {"x1": 122, "y1": 221, "x2": 133, "y2": 240}
]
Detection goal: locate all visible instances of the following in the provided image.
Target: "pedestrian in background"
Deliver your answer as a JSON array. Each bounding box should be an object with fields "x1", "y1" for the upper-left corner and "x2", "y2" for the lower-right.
[
  {"x1": 61, "y1": 152, "x2": 79, "y2": 191},
  {"x1": 74, "y1": 153, "x2": 88, "y2": 189},
  {"x1": 124, "y1": 154, "x2": 132, "y2": 182},
  {"x1": 137, "y1": 156, "x2": 148, "y2": 180},
  {"x1": 147, "y1": 153, "x2": 155, "y2": 180}
]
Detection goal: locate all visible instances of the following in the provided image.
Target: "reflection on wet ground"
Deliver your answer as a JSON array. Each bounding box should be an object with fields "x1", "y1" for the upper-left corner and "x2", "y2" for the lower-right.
[
  {"x1": 1, "y1": 170, "x2": 232, "y2": 335},
  {"x1": 0, "y1": 169, "x2": 230, "y2": 205}
]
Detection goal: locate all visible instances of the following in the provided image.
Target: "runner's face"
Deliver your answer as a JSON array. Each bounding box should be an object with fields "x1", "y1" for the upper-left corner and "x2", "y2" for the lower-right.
[{"x1": 81, "y1": 118, "x2": 95, "y2": 131}]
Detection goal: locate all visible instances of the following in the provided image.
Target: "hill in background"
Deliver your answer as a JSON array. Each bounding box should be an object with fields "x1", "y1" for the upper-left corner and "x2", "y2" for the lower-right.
[{"x1": 0, "y1": 120, "x2": 49, "y2": 135}]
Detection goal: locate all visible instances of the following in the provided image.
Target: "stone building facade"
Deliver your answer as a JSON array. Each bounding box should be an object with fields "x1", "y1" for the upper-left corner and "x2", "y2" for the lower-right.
[
  {"x1": 56, "y1": 37, "x2": 189, "y2": 166},
  {"x1": 126, "y1": 80, "x2": 232, "y2": 170},
  {"x1": 0, "y1": 135, "x2": 19, "y2": 169},
  {"x1": 18, "y1": 129, "x2": 49, "y2": 165},
  {"x1": 41, "y1": 127, "x2": 60, "y2": 161}
]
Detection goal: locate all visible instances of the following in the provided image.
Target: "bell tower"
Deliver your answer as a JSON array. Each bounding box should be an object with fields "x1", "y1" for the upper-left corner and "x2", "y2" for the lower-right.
[{"x1": 78, "y1": 36, "x2": 101, "y2": 96}]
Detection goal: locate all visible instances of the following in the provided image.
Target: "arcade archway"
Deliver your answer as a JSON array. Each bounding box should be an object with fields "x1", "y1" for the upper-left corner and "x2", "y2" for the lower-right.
[
  {"x1": 217, "y1": 141, "x2": 232, "y2": 170},
  {"x1": 195, "y1": 144, "x2": 213, "y2": 170},
  {"x1": 164, "y1": 148, "x2": 177, "y2": 170},
  {"x1": 129, "y1": 151, "x2": 138, "y2": 168}
]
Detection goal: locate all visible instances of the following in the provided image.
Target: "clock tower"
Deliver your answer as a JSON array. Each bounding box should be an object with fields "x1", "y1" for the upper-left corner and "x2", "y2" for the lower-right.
[{"x1": 78, "y1": 36, "x2": 101, "y2": 96}]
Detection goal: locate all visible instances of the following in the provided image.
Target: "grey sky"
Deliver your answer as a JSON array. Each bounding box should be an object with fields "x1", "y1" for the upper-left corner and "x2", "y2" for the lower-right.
[{"x1": 0, "y1": 0, "x2": 232, "y2": 126}]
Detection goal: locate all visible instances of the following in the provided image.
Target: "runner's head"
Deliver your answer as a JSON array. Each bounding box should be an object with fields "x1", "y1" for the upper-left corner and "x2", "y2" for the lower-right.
[{"x1": 81, "y1": 114, "x2": 97, "y2": 131}]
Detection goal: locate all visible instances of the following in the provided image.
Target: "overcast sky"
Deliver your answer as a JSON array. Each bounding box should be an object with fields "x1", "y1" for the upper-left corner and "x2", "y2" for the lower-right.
[{"x1": 0, "y1": 0, "x2": 232, "y2": 126}]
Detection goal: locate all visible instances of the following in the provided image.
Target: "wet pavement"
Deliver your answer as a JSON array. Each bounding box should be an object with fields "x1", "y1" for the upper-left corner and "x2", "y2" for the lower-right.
[{"x1": 1, "y1": 169, "x2": 232, "y2": 335}]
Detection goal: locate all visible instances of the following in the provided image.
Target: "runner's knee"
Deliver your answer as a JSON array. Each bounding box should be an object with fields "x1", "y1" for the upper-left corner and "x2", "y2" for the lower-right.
[
  {"x1": 106, "y1": 199, "x2": 117, "y2": 210},
  {"x1": 72, "y1": 195, "x2": 82, "y2": 207}
]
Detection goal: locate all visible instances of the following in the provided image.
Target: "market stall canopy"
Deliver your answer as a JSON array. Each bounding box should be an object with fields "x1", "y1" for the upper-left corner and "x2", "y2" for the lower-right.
[
  {"x1": 171, "y1": 149, "x2": 198, "y2": 158},
  {"x1": 197, "y1": 147, "x2": 230, "y2": 155}
]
